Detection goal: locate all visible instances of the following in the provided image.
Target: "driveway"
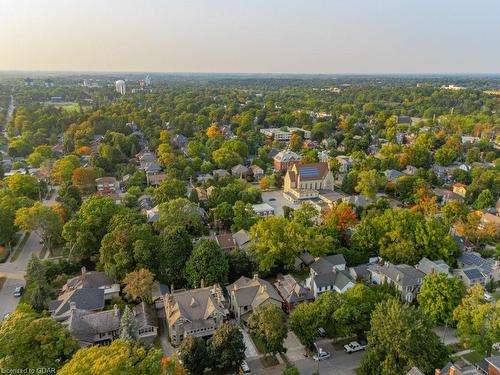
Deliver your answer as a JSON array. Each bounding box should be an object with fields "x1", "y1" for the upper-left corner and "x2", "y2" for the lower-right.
[
  {"x1": 284, "y1": 331, "x2": 306, "y2": 362},
  {"x1": 241, "y1": 327, "x2": 259, "y2": 359}
]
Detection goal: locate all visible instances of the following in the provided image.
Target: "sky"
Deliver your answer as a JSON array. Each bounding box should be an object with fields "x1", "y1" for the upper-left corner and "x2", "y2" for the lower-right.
[{"x1": 1, "y1": 0, "x2": 499, "y2": 74}]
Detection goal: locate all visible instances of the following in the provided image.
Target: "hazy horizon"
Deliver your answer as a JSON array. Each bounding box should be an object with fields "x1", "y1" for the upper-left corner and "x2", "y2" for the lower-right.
[{"x1": 1, "y1": 0, "x2": 500, "y2": 74}]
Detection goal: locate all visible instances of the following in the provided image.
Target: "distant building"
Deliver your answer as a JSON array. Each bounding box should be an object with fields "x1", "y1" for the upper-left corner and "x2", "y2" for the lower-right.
[
  {"x1": 273, "y1": 150, "x2": 300, "y2": 172},
  {"x1": 415, "y1": 258, "x2": 450, "y2": 276},
  {"x1": 283, "y1": 162, "x2": 334, "y2": 201},
  {"x1": 95, "y1": 177, "x2": 118, "y2": 194},
  {"x1": 260, "y1": 127, "x2": 311, "y2": 142},
  {"x1": 115, "y1": 80, "x2": 126, "y2": 95},
  {"x1": 335, "y1": 155, "x2": 354, "y2": 173}
]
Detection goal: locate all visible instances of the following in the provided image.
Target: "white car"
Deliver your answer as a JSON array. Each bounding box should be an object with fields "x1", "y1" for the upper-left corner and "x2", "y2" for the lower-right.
[
  {"x1": 240, "y1": 360, "x2": 251, "y2": 373},
  {"x1": 313, "y1": 351, "x2": 331, "y2": 361},
  {"x1": 484, "y1": 292, "x2": 493, "y2": 302},
  {"x1": 344, "y1": 340, "x2": 367, "y2": 353}
]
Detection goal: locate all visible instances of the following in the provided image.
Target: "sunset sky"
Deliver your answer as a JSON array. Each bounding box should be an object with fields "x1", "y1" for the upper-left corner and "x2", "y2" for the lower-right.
[{"x1": 1, "y1": 0, "x2": 499, "y2": 74}]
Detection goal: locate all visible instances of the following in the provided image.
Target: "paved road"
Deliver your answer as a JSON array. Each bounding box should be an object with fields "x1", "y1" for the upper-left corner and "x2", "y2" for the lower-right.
[
  {"x1": 0, "y1": 185, "x2": 59, "y2": 320},
  {"x1": 0, "y1": 278, "x2": 25, "y2": 321}
]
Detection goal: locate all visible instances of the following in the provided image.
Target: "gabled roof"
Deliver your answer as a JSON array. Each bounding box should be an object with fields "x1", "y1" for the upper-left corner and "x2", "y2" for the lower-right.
[
  {"x1": 64, "y1": 307, "x2": 120, "y2": 344},
  {"x1": 215, "y1": 233, "x2": 236, "y2": 250},
  {"x1": 64, "y1": 271, "x2": 114, "y2": 291},
  {"x1": 273, "y1": 150, "x2": 300, "y2": 163},
  {"x1": 226, "y1": 276, "x2": 283, "y2": 309},
  {"x1": 415, "y1": 257, "x2": 450, "y2": 275},
  {"x1": 458, "y1": 252, "x2": 496, "y2": 275},
  {"x1": 232, "y1": 229, "x2": 252, "y2": 248},
  {"x1": 310, "y1": 254, "x2": 346, "y2": 275},
  {"x1": 371, "y1": 264, "x2": 425, "y2": 287},
  {"x1": 49, "y1": 288, "x2": 105, "y2": 318},
  {"x1": 274, "y1": 274, "x2": 313, "y2": 304},
  {"x1": 313, "y1": 270, "x2": 353, "y2": 290}
]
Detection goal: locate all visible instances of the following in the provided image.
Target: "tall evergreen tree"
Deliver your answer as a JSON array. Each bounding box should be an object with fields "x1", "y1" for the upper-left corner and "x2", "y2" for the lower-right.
[{"x1": 119, "y1": 305, "x2": 139, "y2": 341}]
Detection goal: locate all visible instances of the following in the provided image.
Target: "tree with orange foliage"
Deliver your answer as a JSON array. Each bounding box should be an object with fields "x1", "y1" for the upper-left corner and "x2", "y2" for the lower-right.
[
  {"x1": 206, "y1": 123, "x2": 222, "y2": 138},
  {"x1": 71, "y1": 167, "x2": 101, "y2": 194},
  {"x1": 75, "y1": 145, "x2": 91, "y2": 155},
  {"x1": 162, "y1": 355, "x2": 188, "y2": 375},
  {"x1": 323, "y1": 202, "x2": 358, "y2": 231}
]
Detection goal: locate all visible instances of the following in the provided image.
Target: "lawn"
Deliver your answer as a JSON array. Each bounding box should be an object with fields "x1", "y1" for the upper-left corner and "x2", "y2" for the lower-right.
[
  {"x1": 462, "y1": 350, "x2": 484, "y2": 365},
  {"x1": 44, "y1": 101, "x2": 80, "y2": 112},
  {"x1": 250, "y1": 333, "x2": 266, "y2": 354}
]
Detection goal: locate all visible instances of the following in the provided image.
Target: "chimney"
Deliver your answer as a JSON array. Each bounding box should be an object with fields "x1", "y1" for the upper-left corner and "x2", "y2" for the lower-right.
[
  {"x1": 449, "y1": 366, "x2": 455, "y2": 375},
  {"x1": 253, "y1": 273, "x2": 259, "y2": 280},
  {"x1": 113, "y1": 304, "x2": 119, "y2": 317},
  {"x1": 70, "y1": 301, "x2": 76, "y2": 311},
  {"x1": 434, "y1": 369, "x2": 441, "y2": 375},
  {"x1": 81, "y1": 266, "x2": 86, "y2": 275}
]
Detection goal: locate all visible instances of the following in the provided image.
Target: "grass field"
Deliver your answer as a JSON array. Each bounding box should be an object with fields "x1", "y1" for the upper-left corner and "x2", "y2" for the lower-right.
[{"x1": 44, "y1": 101, "x2": 80, "y2": 112}]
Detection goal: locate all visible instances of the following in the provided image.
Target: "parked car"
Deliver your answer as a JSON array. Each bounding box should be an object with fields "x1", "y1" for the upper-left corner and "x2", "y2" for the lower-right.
[
  {"x1": 318, "y1": 327, "x2": 327, "y2": 337},
  {"x1": 13, "y1": 286, "x2": 24, "y2": 297},
  {"x1": 484, "y1": 292, "x2": 493, "y2": 302},
  {"x1": 240, "y1": 360, "x2": 251, "y2": 373},
  {"x1": 344, "y1": 340, "x2": 367, "y2": 353},
  {"x1": 313, "y1": 350, "x2": 331, "y2": 361},
  {"x1": 493, "y1": 342, "x2": 500, "y2": 351}
]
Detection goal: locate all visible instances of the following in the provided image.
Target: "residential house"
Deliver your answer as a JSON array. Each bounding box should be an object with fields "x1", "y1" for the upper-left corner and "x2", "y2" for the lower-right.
[
  {"x1": 260, "y1": 127, "x2": 311, "y2": 142},
  {"x1": 415, "y1": 257, "x2": 450, "y2": 276},
  {"x1": 195, "y1": 187, "x2": 208, "y2": 202},
  {"x1": 273, "y1": 150, "x2": 300, "y2": 172},
  {"x1": 478, "y1": 212, "x2": 500, "y2": 231},
  {"x1": 215, "y1": 233, "x2": 237, "y2": 251},
  {"x1": 485, "y1": 356, "x2": 500, "y2": 375},
  {"x1": 342, "y1": 195, "x2": 373, "y2": 208},
  {"x1": 452, "y1": 268, "x2": 486, "y2": 288},
  {"x1": 226, "y1": 275, "x2": 283, "y2": 322},
  {"x1": 231, "y1": 164, "x2": 249, "y2": 178},
  {"x1": 461, "y1": 135, "x2": 481, "y2": 144},
  {"x1": 452, "y1": 183, "x2": 468, "y2": 198},
  {"x1": 95, "y1": 177, "x2": 118, "y2": 194},
  {"x1": 252, "y1": 203, "x2": 275, "y2": 217},
  {"x1": 404, "y1": 165, "x2": 418, "y2": 176},
  {"x1": 172, "y1": 134, "x2": 188, "y2": 149},
  {"x1": 384, "y1": 169, "x2": 404, "y2": 184},
  {"x1": 369, "y1": 264, "x2": 425, "y2": 303},
  {"x1": 306, "y1": 254, "x2": 355, "y2": 298},
  {"x1": 212, "y1": 169, "x2": 230, "y2": 179},
  {"x1": 165, "y1": 285, "x2": 228, "y2": 345},
  {"x1": 294, "y1": 252, "x2": 315, "y2": 270},
  {"x1": 146, "y1": 173, "x2": 167, "y2": 186},
  {"x1": 458, "y1": 252, "x2": 500, "y2": 283},
  {"x1": 433, "y1": 189, "x2": 465, "y2": 205},
  {"x1": 349, "y1": 264, "x2": 372, "y2": 282},
  {"x1": 249, "y1": 165, "x2": 264, "y2": 180},
  {"x1": 49, "y1": 288, "x2": 105, "y2": 321},
  {"x1": 62, "y1": 302, "x2": 158, "y2": 348},
  {"x1": 232, "y1": 229, "x2": 253, "y2": 249},
  {"x1": 283, "y1": 162, "x2": 334, "y2": 201},
  {"x1": 62, "y1": 267, "x2": 120, "y2": 301},
  {"x1": 335, "y1": 155, "x2": 355, "y2": 173},
  {"x1": 151, "y1": 281, "x2": 170, "y2": 310},
  {"x1": 196, "y1": 173, "x2": 213, "y2": 184},
  {"x1": 274, "y1": 274, "x2": 314, "y2": 312},
  {"x1": 138, "y1": 194, "x2": 154, "y2": 210}
]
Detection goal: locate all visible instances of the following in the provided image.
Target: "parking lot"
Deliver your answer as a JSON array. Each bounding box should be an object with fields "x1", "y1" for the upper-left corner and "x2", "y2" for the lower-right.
[{"x1": 261, "y1": 190, "x2": 299, "y2": 216}]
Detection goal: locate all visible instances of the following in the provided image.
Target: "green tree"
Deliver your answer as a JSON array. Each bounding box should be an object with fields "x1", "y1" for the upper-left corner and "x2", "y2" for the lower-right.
[
  {"x1": 52, "y1": 154, "x2": 81, "y2": 184},
  {"x1": 123, "y1": 268, "x2": 155, "y2": 303},
  {"x1": 56, "y1": 182, "x2": 82, "y2": 212},
  {"x1": 355, "y1": 169, "x2": 383, "y2": 199},
  {"x1": 156, "y1": 198, "x2": 204, "y2": 235},
  {"x1": 213, "y1": 201, "x2": 234, "y2": 230},
  {"x1": 360, "y1": 299, "x2": 447, "y2": 375},
  {"x1": 119, "y1": 305, "x2": 139, "y2": 341},
  {"x1": 333, "y1": 284, "x2": 377, "y2": 338},
  {"x1": 474, "y1": 189, "x2": 494, "y2": 209},
  {"x1": 185, "y1": 239, "x2": 229, "y2": 287},
  {"x1": 208, "y1": 322, "x2": 246, "y2": 370},
  {"x1": 157, "y1": 226, "x2": 193, "y2": 287},
  {"x1": 417, "y1": 273, "x2": 464, "y2": 324},
  {"x1": 228, "y1": 249, "x2": 257, "y2": 282},
  {"x1": 153, "y1": 178, "x2": 187, "y2": 205},
  {"x1": 58, "y1": 339, "x2": 165, "y2": 375},
  {"x1": 231, "y1": 200, "x2": 257, "y2": 231},
  {"x1": 290, "y1": 299, "x2": 322, "y2": 348},
  {"x1": 6, "y1": 173, "x2": 39, "y2": 198},
  {"x1": 434, "y1": 147, "x2": 457, "y2": 166},
  {"x1": 99, "y1": 223, "x2": 157, "y2": 281},
  {"x1": 247, "y1": 304, "x2": 288, "y2": 356},
  {"x1": 62, "y1": 195, "x2": 123, "y2": 259},
  {"x1": 0, "y1": 304, "x2": 79, "y2": 371},
  {"x1": 15, "y1": 202, "x2": 63, "y2": 255},
  {"x1": 453, "y1": 284, "x2": 500, "y2": 355},
  {"x1": 179, "y1": 336, "x2": 208, "y2": 375},
  {"x1": 24, "y1": 255, "x2": 52, "y2": 311}
]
